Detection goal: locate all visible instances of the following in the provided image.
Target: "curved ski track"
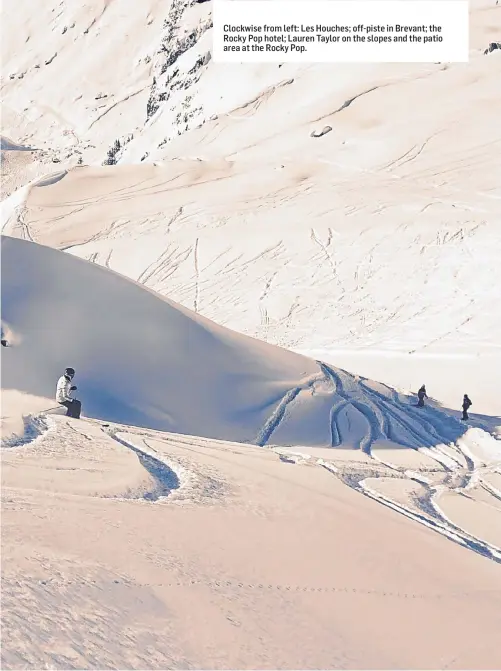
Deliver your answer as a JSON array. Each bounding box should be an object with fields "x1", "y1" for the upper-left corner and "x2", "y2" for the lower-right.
[
  {"x1": 254, "y1": 360, "x2": 501, "y2": 563},
  {"x1": 2, "y1": 367, "x2": 500, "y2": 563}
]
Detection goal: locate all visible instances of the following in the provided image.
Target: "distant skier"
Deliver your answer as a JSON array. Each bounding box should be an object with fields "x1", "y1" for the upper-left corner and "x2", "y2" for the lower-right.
[
  {"x1": 56, "y1": 367, "x2": 81, "y2": 419},
  {"x1": 462, "y1": 394, "x2": 472, "y2": 421},
  {"x1": 417, "y1": 384, "x2": 427, "y2": 407}
]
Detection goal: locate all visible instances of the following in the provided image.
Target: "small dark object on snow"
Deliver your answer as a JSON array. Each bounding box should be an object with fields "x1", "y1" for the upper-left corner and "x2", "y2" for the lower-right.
[
  {"x1": 462, "y1": 394, "x2": 472, "y2": 420},
  {"x1": 310, "y1": 125, "x2": 333, "y2": 138},
  {"x1": 1, "y1": 339, "x2": 8, "y2": 347},
  {"x1": 417, "y1": 384, "x2": 428, "y2": 407},
  {"x1": 310, "y1": 126, "x2": 332, "y2": 137},
  {"x1": 484, "y1": 41, "x2": 501, "y2": 54}
]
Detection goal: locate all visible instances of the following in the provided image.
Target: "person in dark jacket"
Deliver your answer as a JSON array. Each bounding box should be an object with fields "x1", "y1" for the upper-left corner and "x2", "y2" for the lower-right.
[
  {"x1": 417, "y1": 384, "x2": 427, "y2": 407},
  {"x1": 462, "y1": 394, "x2": 472, "y2": 420}
]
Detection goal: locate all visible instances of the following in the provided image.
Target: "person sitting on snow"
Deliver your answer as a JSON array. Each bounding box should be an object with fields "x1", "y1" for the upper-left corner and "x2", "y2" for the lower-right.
[
  {"x1": 417, "y1": 384, "x2": 427, "y2": 407},
  {"x1": 56, "y1": 367, "x2": 81, "y2": 419},
  {"x1": 462, "y1": 394, "x2": 472, "y2": 420}
]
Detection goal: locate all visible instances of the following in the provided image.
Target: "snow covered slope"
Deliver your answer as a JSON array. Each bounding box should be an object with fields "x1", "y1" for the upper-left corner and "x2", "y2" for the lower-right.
[
  {"x1": 2, "y1": 413, "x2": 500, "y2": 670},
  {"x1": 1, "y1": 234, "x2": 484, "y2": 453},
  {"x1": 1, "y1": 0, "x2": 214, "y2": 183},
  {"x1": 3, "y1": 154, "x2": 500, "y2": 360},
  {"x1": 2, "y1": 0, "x2": 500, "y2": 374},
  {"x1": 1, "y1": 234, "x2": 321, "y2": 442}
]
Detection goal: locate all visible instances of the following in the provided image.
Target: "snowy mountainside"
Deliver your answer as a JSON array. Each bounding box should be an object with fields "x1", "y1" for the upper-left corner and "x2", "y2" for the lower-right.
[
  {"x1": 2, "y1": 0, "x2": 500, "y2": 375},
  {"x1": 1, "y1": 0, "x2": 213, "y2": 187},
  {"x1": 2, "y1": 0, "x2": 499, "y2": 177},
  {"x1": 0, "y1": 234, "x2": 482, "y2": 453},
  {"x1": 3, "y1": 154, "x2": 500, "y2": 363},
  {"x1": 1, "y1": 0, "x2": 500, "y2": 419},
  {"x1": 2, "y1": 2, "x2": 501, "y2": 660}
]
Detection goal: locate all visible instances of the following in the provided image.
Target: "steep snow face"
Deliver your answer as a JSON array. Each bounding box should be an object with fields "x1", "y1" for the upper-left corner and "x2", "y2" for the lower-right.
[{"x1": 1, "y1": 235, "x2": 477, "y2": 450}]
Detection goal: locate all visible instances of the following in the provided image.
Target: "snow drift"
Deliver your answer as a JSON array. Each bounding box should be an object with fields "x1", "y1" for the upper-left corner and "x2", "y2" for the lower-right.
[{"x1": 1, "y1": 235, "x2": 325, "y2": 442}]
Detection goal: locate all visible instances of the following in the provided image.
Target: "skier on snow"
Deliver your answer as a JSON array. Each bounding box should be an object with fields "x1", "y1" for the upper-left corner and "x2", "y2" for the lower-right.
[
  {"x1": 462, "y1": 394, "x2": 472, "y2": 420},
  {"x1": 56, "y1": 367, "x2": 81, "y2": 418},
  {"x1": 417, "y1": 384, "x2": 427, "y2": 407}
]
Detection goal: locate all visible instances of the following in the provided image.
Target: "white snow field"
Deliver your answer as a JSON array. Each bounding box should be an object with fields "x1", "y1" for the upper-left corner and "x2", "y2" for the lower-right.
[
  {"x1": 2, "y1": 235, "x2": 501, "y2": 669},
  {"x1": 2, "y1": 0, "x2": 501, "y2": 667}
]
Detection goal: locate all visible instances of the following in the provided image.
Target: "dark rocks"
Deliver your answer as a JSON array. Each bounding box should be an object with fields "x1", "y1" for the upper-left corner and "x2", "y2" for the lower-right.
[
  {"x1": 147, "y1": 0, "x2": 212, "y2": 122},
  {"x1": 310, "y1": 125, "x2": 333, "y2": 138},
  {"x1": 103, "y1": 134, "x2": 134, "y2": 165}
]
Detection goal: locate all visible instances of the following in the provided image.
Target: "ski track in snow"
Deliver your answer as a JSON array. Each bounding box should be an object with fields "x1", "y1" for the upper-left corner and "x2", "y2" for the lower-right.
[
  {"x1": 358, "y1": 479, "x2": 501, "y2": 563},
  {"x1": 104, "y1": 430, "x2": 181, "y2": 501},
  {"x1": 253, "y1": 361, "x2": 501, "y2": 563},
  {"x1": 3, "y1": 375, "x2": 500, "y2": 564},
  {"x1": 2, "y1": 413, "x2": 229, "y2": 507}
]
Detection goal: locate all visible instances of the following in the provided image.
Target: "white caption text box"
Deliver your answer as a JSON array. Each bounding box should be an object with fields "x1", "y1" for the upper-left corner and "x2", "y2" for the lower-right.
[{"x1": 213, "y1": 1, "x2": 469, "y2": 63}]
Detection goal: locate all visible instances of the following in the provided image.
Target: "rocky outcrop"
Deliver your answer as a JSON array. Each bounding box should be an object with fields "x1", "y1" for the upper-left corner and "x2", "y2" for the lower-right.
[
  {"x1": 146, "y1": 1, "x2": 213, "y2": 123},
  {"x1": 103, "y1": 134, "x2": 134, "y2": 165}
]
